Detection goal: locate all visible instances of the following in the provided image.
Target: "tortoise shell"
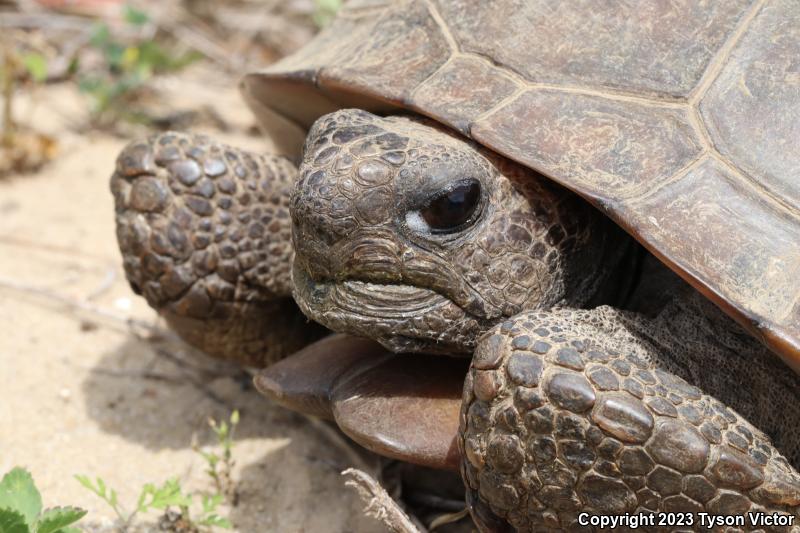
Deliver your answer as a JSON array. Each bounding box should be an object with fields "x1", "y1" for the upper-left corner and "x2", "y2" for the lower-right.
[{"x1": 242, "y1": 0, "x2": 800, "y2": 372}]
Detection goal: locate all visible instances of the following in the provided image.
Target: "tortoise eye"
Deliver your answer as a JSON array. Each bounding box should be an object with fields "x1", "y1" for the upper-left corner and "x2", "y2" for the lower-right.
[{"x1": 420, "y1": 180, "x2": 481, "y2": 233}]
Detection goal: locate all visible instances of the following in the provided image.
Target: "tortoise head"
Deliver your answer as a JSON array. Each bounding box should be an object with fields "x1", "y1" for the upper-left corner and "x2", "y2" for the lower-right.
[{"x1": 291, "y1": 109, "x2": 626, "y2": 354}]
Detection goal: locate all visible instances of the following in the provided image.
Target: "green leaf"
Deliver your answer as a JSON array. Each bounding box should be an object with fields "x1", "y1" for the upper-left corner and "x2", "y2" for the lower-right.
[
  {"x1": 197, "y1": 514, "x2": 231, "y2": 529},
  {"x1": 200, "y1": 494, "x2": 222, "y2": 515},
  {"x1": 73, "y1": 476, "x2": 100, "y2": 498},
  {"x1": 138, "y1": 480, "x2": 191, "y2": 512},
  {"x1": 312, "y1": 0, "x2": 343, "y2": 27},
  {"x1": 0, "y1": 507, "x2": 29, "y2": 533},
  {"x1": 75, "y1": 475, "x2": 127, "y2": 522},
  {"x1": 34, "y1": 507, "x2": 86, "y2": 533},
  {"x1": 54, "y1": 528, "x2": 81, "y2": 533},
  {"x1": 88, "y1": 22, "x2": 111, "y2": 49},
  {"x1": 0, "y1": 469, "x2": 41, "y2": 527},
  {"x1": 21, "y1": 53, "x2": 47, "y2": 83},
  {"x1": 123, "y1": 5, "x2": 149, "y2": 26}
]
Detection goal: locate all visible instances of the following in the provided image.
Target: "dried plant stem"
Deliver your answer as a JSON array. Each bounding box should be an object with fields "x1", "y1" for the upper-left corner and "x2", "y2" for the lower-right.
[
  {"x1": 2, "y1": 42, "x2": 17, "y2": 147},
  {"x1": 342, "y1": 468, "x2": 425, "y2": 533}
]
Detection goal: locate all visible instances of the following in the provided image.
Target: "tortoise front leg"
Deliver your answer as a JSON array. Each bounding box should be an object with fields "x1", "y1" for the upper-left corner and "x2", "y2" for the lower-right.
[
  {"x1": 461, "y1": 300, "x2": 800, "y2": 531},
  {"x1": 111, "y1": 132, "x2": 325, "y2": 366}
]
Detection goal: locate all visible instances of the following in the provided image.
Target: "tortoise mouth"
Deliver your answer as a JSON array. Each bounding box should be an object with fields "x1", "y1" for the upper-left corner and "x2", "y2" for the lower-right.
[{"x1": 292, "y1": 262, "x2": 482, "y2": 354}]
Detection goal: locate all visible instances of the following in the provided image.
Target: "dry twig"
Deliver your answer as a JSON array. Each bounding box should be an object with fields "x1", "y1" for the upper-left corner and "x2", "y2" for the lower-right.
[
  {"x1": 0, "y1": 274, "x2": 169, "y2": 337},
  {"x1": 429, "y1": 508, "x2": 470, "y2": 530},
  {"x1": 342, "y1": 468, "x2": 425, "y2": 533}
]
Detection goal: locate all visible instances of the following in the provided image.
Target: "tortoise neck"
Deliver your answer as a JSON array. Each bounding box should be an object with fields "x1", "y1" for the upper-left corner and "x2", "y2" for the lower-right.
[{"x1": 567, "y1": 215, "x2": 642, "y2": 311}]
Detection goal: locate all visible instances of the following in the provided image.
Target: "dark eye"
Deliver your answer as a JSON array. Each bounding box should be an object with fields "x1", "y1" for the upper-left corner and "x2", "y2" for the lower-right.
[{"x1": 420, "y1": 180, "x2": 481, "y2": 233}]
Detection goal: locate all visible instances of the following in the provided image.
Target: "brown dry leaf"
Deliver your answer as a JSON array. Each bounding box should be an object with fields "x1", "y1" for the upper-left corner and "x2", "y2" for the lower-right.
[{"x1": 0, "y1": 130, "x2": 58, "y2": 177}]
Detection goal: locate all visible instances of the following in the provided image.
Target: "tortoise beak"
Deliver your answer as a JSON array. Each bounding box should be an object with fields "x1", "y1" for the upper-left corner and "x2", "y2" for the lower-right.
[{"x1": 254, "y1": 334, "x2": 466, "y2": 471}]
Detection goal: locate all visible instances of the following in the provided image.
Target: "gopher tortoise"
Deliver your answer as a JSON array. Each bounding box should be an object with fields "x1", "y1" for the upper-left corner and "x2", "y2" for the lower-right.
[{"x1": 111, "y1": 0, "x2": 800, "y2": 530}]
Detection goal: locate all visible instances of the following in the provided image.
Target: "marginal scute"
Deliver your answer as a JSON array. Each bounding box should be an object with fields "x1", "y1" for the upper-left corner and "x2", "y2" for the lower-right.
[
  {"x1": 701, "y1": 0, "x2": 800, "y2": 212},
  {"x1": 631, "y1": 157, "x2": 800, "y2": 371},
  {"x1": 318, "y1": 0, "x2": 451, "y2": 106}
]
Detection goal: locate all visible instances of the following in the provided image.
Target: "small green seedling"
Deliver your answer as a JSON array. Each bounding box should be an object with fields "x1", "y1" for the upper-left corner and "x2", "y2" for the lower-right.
[
  {"x1": 0, "y1": 41, "x2": 57, "y2": 177},
  {"x1": 194, "y1": 410, "x2": 239, "y2": 504},
  {"x1": 0, "y1": 467, "x2": 86, "y2": 533},
  {"x1": 312, "y1": 0, "x2": 343, "y2": 27},
  {"x1": 2, "y1": 46, "x2": 49, "y2": 147},
  {"x1": 76, "y1": 410, "x2": 239, "y2": 530},
  {"x1": 77, "y1": 5, "x2": 201, "y2": 127},
  {"x1": 76, "y1": 475, "x2": 230, "y2": 531}
]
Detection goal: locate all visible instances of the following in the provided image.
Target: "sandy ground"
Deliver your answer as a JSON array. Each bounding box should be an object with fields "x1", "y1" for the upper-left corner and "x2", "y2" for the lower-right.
[{"x1": 0, "y1": 73, "x2": 390, "y2": 532}]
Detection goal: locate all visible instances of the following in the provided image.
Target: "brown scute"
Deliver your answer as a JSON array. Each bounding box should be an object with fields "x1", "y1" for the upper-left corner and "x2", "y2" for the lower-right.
[{"x1": 245, "y1": 0, "x2": 800, "y2": 370}]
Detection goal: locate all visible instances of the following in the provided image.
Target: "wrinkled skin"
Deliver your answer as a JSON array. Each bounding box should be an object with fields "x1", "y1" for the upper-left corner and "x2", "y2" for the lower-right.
[{"x1": 290, "y1": 110, "x2": 800, "y2": 531}]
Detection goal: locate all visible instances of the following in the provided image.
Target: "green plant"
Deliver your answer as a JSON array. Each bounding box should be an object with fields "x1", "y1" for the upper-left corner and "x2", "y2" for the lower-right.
[
  {"x1": 312, "y1": 0, "x2": 343, "y2": 27},
  {"x1": 194, "y1": 410, "x2": 239, "y2": 504},
  {"x1": 2, "y1": 44, "x2": 48, "y2": 147},
  {"x1": 77, "y1": 5, "x2": 200, "y2": 126},
  {"x1": 76, "y1": 475, "x2": 230, "y2": 531},
  {"x1": 0, "y1": 467, "x2": 86, "y2": 533},
  {"x1": 75, "y1": 410, "x2": 239, "y2": 531}
]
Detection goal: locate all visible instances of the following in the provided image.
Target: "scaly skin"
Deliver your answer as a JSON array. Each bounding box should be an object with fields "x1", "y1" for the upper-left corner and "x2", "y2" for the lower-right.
[
  {"x1": 290, "y1": 110, "x2": 800, "y2": 531},
  {"x1": 111, "y1": 132, "x2": 325, "y2": 367},
  {"x1": 292, "y1": 110, "x2": 632, "y2": 354},
  {"x1": 462, "y1": 294, "x2": 800, "y2": 531}
]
